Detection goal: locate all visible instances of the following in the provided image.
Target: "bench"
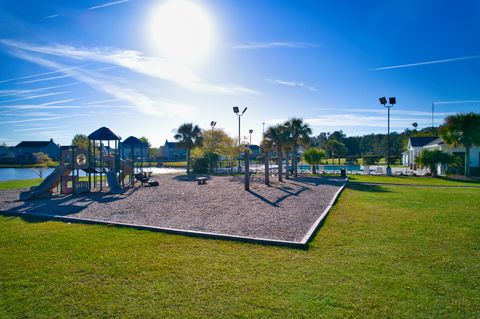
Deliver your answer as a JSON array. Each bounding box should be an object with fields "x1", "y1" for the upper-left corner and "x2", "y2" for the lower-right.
[{"x1": 197, "y1": 177, "x2": 207, "y2": 185}]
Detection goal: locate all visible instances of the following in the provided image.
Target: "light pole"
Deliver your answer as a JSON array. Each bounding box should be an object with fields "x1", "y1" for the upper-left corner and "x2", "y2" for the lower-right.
[
  {"x1": 379, "y1": 96, "x2": 396, "y2": 176},
  {"x1": 248, "y1": 129, "x2": 253, "y2": 145},
  {"x1": 233, "y1": 106, "x2": 247, "y2": 145},
  {"x1": 210, "y1": 121, "x2": 216, "y2": 131},
  {"x1": 262, "y1": 122, "x2": 265, "y2": 137},
  {"x1": 233, "y1": 106, "x2": 247, "y2": 171}
]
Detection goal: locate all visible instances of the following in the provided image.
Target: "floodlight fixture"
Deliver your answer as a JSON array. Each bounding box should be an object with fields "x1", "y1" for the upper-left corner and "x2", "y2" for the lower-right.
[
  {"x1": 379, "y1": 96, "x2": 387, "y2": 105},
  {"x1": 233, "y1": 106, "x2": 239, "y2": 113},
  {"x1": 242, "y1": 107, "x2": 247, "y2": 115},
  {"x1": 389, "y1": 97, "x2": 396, "y2": 105},
  {"x1": 412, "y1": 122, "x2": 418, "y2": 129}
]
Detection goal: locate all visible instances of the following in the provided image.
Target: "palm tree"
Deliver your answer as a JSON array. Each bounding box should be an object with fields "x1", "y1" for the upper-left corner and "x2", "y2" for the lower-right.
[
  {"x1": 174, "y1": 123, "x2": 203, "y2": 174},
  {"x1": 303, "y1": 148, "x2": 326, "y2": 174},
  {"x1": 284, "y1": 118, "x2": 312, "y2": 177},
  {"x1": 263, "y1": 124, "x2": 289, "y2": 182},
  {"x1": 440, "y1": 112, "x2": 480, "y2": 176},
  {"x1": 416, "y1": 149, "x2": 455, "y2": 177}
]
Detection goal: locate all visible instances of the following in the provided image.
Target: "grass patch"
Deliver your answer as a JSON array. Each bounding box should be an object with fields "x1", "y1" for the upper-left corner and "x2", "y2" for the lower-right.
[
  {"x1": 0, "y1": 162, "x2": 59, "y2": 168},
  {"x1": 161, "y1": 161, "x2": 187, "y2": 167},
  {"x1": 0, "y1": 177, "x2": 479, "y2": 317},
  {"x1": 348, "y1": 174, "x2": 480, "y2": 186},
  {"x1": 0, "y1": 179, "x2": 42, "y2": 190}
]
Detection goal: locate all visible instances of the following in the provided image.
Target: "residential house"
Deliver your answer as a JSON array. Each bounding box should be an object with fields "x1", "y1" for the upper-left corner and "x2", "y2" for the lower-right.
[
  {"x1": 14, "y1": 139, "x2": 61, "y2": 162},
  {"x1": 159, "y1": 140, "x2": 187, "y2": 161}
]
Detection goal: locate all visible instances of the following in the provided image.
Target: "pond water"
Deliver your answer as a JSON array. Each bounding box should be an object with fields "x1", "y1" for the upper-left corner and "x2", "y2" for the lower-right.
[{"x1": 0, "y1": 167, "x2": 186, "y2": 182}]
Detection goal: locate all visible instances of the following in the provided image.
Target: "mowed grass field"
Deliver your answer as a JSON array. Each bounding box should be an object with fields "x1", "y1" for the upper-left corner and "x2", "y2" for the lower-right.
[{"x1": 0, "y1": 177, "x2": 479, "y2": 317}]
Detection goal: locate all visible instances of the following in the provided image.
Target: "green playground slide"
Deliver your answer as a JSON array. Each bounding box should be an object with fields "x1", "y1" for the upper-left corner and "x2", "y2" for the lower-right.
[{"x1": 19, "y1": 165, "x2": 71, "y2": 201}]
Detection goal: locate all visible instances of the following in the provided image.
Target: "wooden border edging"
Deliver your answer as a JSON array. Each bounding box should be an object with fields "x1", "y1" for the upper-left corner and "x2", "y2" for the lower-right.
[{"x1": 1, "y1": 178, "x2": 348, "y2": 250}]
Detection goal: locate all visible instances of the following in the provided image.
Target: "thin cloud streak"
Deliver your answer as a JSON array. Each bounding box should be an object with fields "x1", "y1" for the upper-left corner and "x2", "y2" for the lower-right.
[
  {"x1": 41, "y1": 99, "x2": 76, "y2": 106},
  {"x1": 266, "y1": 78, "x2": 316, "y2": 91},
  {"x1": 87, "y1": 0, "x2": 130, "y2": 11},
  {"x1": 14, "y1": 126, "x2": 68, "y2": 132},
  {"x1": 372, "y1": 55, "x2": 480, "y2": 70},
  {"x1": 0, "y1": 82, "x2": 80, "y2": 98},
  {"x1": 0, "y1": 91, "x2": 70, "y2": 104},
  {"x1": 0, "y1": 64, "x2": 87, "y2": 84},
  {"x1": 17, "y1": 73, "x2": 75, "y2": 84},
  {"x1": 233, "y1": 41, "x2": 319, "y2": 49},
  {"x1": 44, "y1": 14, "x2": 59, "y2": 19},
  {"x1": 433, "y1": 100, "x2": 480, "y2": 105}
]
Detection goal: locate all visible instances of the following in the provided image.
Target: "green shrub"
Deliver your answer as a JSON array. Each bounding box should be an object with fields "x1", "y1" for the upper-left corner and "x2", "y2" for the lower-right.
[
  {"x1": 362, "y1": 154, "x2": 381, "y2": 165},
  {"x1": 192, "y1": 157, "x2": 209, "y2": 173}
]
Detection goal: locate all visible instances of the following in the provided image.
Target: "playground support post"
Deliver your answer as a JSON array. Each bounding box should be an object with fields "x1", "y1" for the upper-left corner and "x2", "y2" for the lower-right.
[
  {"x1": 264, "y1": 152, "x2": 270, "y2": 186},
  {"x1": 244, "y1": 148, "x2": 250, "y2": 191}
]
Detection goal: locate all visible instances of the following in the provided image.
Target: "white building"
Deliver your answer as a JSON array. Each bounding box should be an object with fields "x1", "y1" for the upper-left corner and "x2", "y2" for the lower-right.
[
  {"x1": 403, "y1": 136, "x2": 480, "y2": 175},
  {"x1": 402, "y1": 136, "x2": 438, "y2": 168}
]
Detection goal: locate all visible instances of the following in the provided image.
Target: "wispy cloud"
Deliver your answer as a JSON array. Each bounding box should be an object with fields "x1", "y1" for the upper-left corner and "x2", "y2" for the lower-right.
[
  {"x1": 84, "y1": 98, "x2": 120, "y2": 105},
  {"x1": 14, "y1": 125, "x2": 68, "y2": 132},
  {"x1": 232, "y1": 41, "x2": 319, "y2": 49},
  {"x1": 41, "y1": 98, "x2": 76, "y2": 106},
  {"x1": 0, "y1": 116, "x2": 67, "y2": 124},
  {"x1": 44, "y1": 14, "x2": 59, "y2": 19},
  {"x1": 372, "y1": 55, "x2": 480, "y2": 70},
  {"x1": 0, "y1": 83, "x2": 80, "y2": 99},
  {"x1": 266, "y1": 78, "x2": 317, "y2": 91},
  {"x1": 17, "y1": 73, "x2": 75, "y2": 84},
  {"x1": 87, "y1": 0, "x2": 130, "y2": 11},
  {"x1": 0, "y1": 91, "x2": 70, "y2": 104},
  {"x1": 311, "y1": 107, "x2": 452, "y2": 117},
  {"x1": 0, "y1": 64, "x2": 86, "y2": 84},
  {"x1": 1, "y1": 40, "x2": 260, "y2": 96},
  {"x1": 433, "y1": 100, "x2": 480, "y2": 105},
  {"x1": 8, "y1": 51, "x2": 195, "y2": 117}
]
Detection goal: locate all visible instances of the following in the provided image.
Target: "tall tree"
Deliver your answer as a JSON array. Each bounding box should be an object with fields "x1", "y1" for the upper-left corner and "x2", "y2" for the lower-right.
[
  {"x1": 440, "y1": 112, "x2": 480, "y2": 176},
  {"x1": 303, "y1": 148, "x2": 326, "y2": 174},
  {"x1": 326, "y1": 139, "x2": 347, "y2": 164},
  {"x1": 174, "y1": 123, "x2": 203, "y2": 174},
  {"x1": 284, "y1": 118, "x2": 312, "y2": 177},
  {"x1": 71, "y1": 134, "x2": 89, "y2": 149},
  {"x1": 416, "y1": 149, "x2": 455, "y2": 177},
  {"x1": 263, "y1": 124, "x2": 289, "y2": 182}
]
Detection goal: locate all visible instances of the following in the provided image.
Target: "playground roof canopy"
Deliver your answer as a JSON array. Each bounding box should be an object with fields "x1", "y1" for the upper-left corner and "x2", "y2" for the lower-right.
[
  {"x1": 88, "y1": 127, "x2": 121, "y2": 141},
  {"x1": 122, "y1": 136, "x2": 144, "y2": 145}
]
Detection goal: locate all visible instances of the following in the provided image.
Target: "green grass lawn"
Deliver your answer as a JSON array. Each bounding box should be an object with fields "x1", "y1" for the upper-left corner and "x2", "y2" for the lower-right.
[
  {"x1": 0, "y1": 177, "x2": 479, "y2": 317},
  {"x1": 0, "y1": 179, "x2": 43, "y2": 190},
  {"x1": 348, "y1": 174, "x2": 480, "y2": 186}
]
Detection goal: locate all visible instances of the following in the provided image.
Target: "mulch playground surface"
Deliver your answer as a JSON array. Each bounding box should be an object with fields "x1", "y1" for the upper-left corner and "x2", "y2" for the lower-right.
[{"x1": 0, "y1": 175, "x2": 346, "y2": 243}]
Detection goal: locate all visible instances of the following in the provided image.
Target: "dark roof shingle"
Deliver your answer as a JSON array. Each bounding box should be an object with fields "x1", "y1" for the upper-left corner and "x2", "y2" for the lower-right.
[{"x1": 409, "y1": 136, "x2": 438, "y2": 147}]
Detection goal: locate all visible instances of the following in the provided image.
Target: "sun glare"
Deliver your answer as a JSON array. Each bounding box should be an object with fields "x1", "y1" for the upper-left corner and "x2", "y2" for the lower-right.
[{"x1": 149, "y1": 0, "x2": 214, "y2": 64}]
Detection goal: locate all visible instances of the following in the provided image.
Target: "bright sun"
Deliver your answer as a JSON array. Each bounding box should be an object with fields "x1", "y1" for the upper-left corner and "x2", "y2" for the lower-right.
[{"x1": 149, "y1": 0, "x2": 214, "y2": 64}]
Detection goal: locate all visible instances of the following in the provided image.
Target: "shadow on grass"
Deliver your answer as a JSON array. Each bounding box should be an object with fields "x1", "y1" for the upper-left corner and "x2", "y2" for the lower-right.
[
  {"x1": 0, "y1": 188, "x2": 138, "y2": 222},
  {"x1": 346, "y1": 182, "x2": 391, "y2": 193}
]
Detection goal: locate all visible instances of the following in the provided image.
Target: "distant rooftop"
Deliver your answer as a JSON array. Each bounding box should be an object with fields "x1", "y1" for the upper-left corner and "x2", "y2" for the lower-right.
[
  {"x1": 409, "y1": 136, "x2": 439, "y2": 147},
  {"x1": 15, "y1": 139, "x2": 56, "y2": 148}
]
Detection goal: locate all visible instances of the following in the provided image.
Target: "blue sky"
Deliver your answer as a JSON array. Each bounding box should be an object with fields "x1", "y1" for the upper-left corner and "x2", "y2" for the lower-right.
[{"x1": 1, "y1": 0, "x2": 480, "y2": 146}]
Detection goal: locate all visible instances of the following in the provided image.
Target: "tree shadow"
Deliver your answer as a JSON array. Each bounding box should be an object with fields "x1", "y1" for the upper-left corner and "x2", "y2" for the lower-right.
[
  {"x1": 172, "y1": 174, "x2": 212, "y2": 182},
  {"x1": 346, "y1": 183, "x2": 391, "y2": 193},
  {"x1": 288, "y1": 176, "x2": 347, "y2": 187},
  {"x1": 247, "y1": 184, "x2": 310, "y2": 207},
  {"x1": 0, "y1": 188, "x2": 137, "y2": 222}
]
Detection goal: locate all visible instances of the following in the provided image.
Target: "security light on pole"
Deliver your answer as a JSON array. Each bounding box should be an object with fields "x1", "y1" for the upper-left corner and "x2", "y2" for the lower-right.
[
  {"x1": 379, "y1": 96, "x2": 396, "y2": 176},
  {"x1": 249, "y1": 129, "x2": 253, "y2": 145}
]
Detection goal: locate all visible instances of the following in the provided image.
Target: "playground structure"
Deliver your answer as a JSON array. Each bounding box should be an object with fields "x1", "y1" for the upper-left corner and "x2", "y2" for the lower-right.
[{"x1": 19, "y1": 127, "x2": 152, "y2": 201}]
